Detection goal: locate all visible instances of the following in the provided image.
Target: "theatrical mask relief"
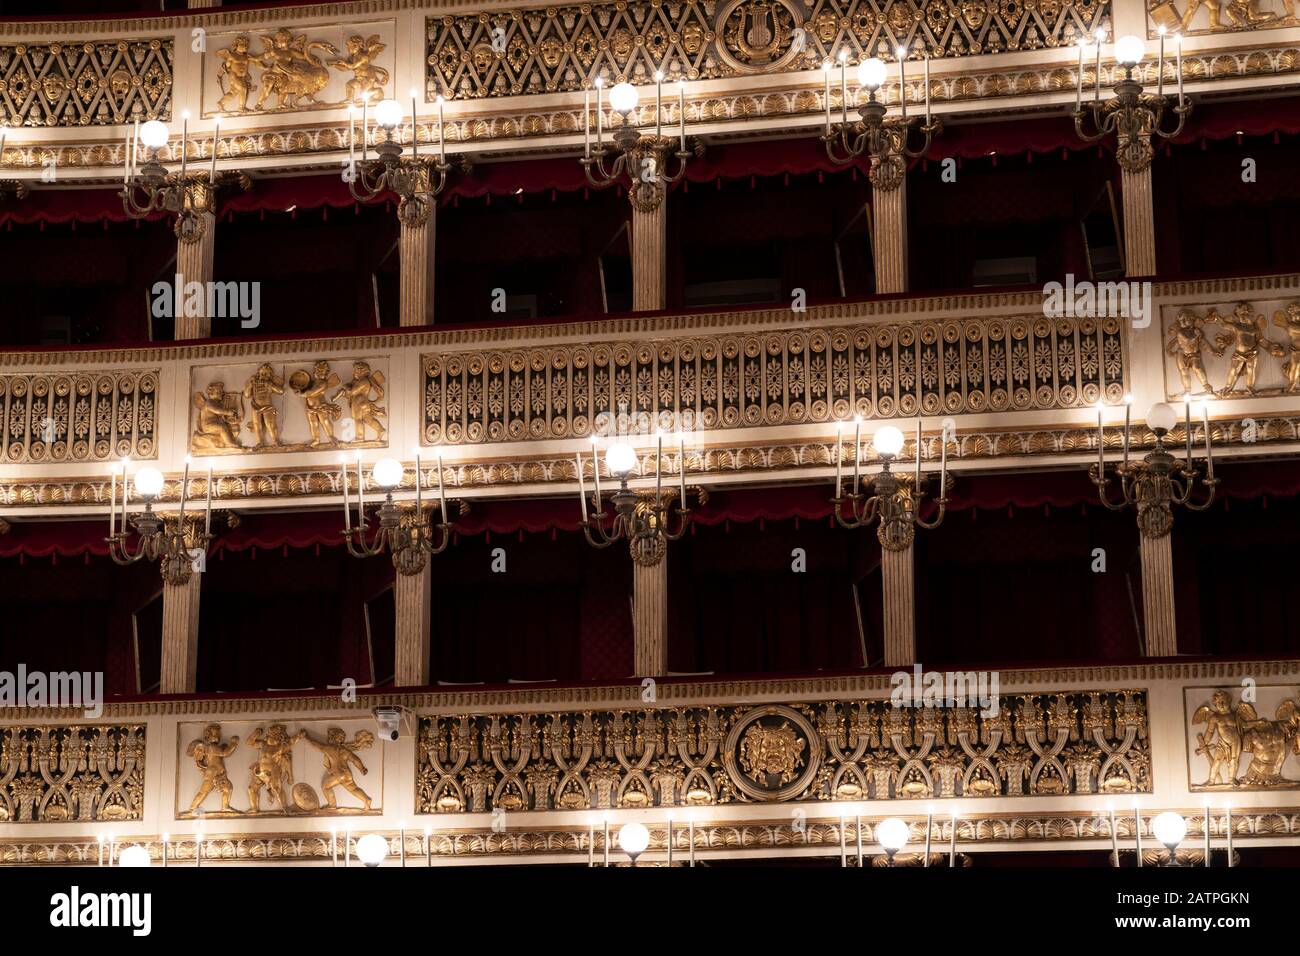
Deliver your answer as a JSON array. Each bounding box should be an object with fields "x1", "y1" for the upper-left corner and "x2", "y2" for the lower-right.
[
  {"x1": 1163, "y1": 299, "x2": 1300, "y2": 398},
  {"x1": 1188, "y1": 685, "x2": 1300, "y2": 791},
  {"x1": 204, "y1": 22, "x2": 395, "y2": 117},
  {"x1": 188, "y1": 357, "x2": 389, "y2": 456},
  {"x1": 416, "y1": 693, "x2": 1149, "y2": 813},
  {"x1": 178, "y1": 719, "x2": 380, "y2": 819}
]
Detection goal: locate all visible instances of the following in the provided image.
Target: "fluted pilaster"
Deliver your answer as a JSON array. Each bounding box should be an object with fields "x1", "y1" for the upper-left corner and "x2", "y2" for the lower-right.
[
  {"x1": 1121, "y1": 163, "x2": 1157, "y2": 277},
  {"x1": 160, "y1": 572, "x2": 202, "y2": 694},
  {"x1": 1139, "y1": 532, "x2": 1178, "y2": 657},
  {"x1": 631, "y1": 199, "x2": 667, "y2": 312},
  {"x1": 633, "y1": 557, "x2": 668, "y2": 677},
  {"x1": 399, "y1": 202, "x2": 436, "y2": 326},
  {"x1": 174, "y1": 211, "x2": 215, "y2": 340},
  {"x1": 881, "y1": 542, "x2": 916, "y2": 666},
  {"x1": 394, "y1": 564, "x2": 432, "y2": 686},
  {"x1": 872, "y1": 180, "x2": 908, "y2": 294}
]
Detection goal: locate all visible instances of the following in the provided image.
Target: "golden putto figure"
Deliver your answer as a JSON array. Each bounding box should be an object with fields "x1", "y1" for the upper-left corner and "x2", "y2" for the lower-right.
[
  {"x1": 331, "y1": 35, "x2": 388, "y2": 104},
  {"x1": 1194, "y1": 689, "x2": 1300, "y2": 788},
  {"x1": 332, "y1": 361, "x2": 387, "y2": 443},
  {"x1": 191, "y1": 381, "x2": 243, "y2": 452},
  {"x1": 255, "y1": 29, "x2": 337, "y2": 111},
  {"x1": 1273, "y1": 301, "x2": 1300, "y2": 393},
  {"x1": 1210, "y1": 302, "x2": 1285, "y2": 395},
  {"x1": 215, "y1": 35, "x2": 258, "y2": 113},
  {"x1": 1165, "y1": 309, "x2": 1217, "y2": 396},
  {"x1": 302, "y1": 728, "x2": 375, "y2": 810},
  {"x1": 246, "y1": 723, "x2": 307, "y2": 813},
  {"x1": 185, "y1": 724, "x2": 240, "y2": 814},
  {"x1": 290, "y1": 361, "x2": 342, "y2": 447},
  {"x1": 243, "y1": 363, "x2": 285, "y2": 448}
]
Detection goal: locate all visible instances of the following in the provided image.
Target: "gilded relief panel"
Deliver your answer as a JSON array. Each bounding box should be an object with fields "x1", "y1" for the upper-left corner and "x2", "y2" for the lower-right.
[
  {"x1": 0, "y1": 724, "x2": 146, "y2": 823},
  {"x1": 0, "y1": 368, "x2": 158, "y2": 463},
  {"x1": 1148, "y1": 0, "x2": 1299, "y2": 35},
  {"x1": 201, "y1": 20, "x2": 395, "y2": 118},
  {"x1": 176, "y1": 719, "x2": 382, "y2": 819},
  {"x1": 416, "y1": 691, "x2": 1150, "y2": 813},
  {"x1": 1187, "y1": 684, "x2": 1300, "y2": 792},
  {"x1": 0, "y1": 38, "x2": 171, "y2": 127},
  {"x1": 1162, "y1": 298, "x2": 1300, "y2": 399},
  {"x1": 188, "y1": 357, "x2": 389, "y2": 456},
  {"x1": 426, "y1": 0, "x2": 1111, "y2": 99},
  {"x1": 423, "y1": 315, "x2": 1126, "y2": 445}
]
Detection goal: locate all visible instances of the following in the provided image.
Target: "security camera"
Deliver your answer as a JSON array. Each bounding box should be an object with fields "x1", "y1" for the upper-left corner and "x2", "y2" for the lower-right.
[{"x1": 373, "y1": 706, "x2": 402, "y2": 742}]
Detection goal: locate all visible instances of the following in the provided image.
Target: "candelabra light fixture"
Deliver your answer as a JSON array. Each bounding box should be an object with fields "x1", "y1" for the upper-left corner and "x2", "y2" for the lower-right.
[
  {"x1": 822, "y1": 49, "x2": 940, "y2": 187},
  {"x1": 1073, "y1": 30, "x2": 1190, "y2": 172},
  {"x1": 119, "y1": 115, "x2": 249, "y2": 240},
  {"x1": 575, "y1": 432, "x2": 698, "y2": 567},
  {"x1": 341, "y1": 452, "x2": 456, "y2": 575},
  {"x1": 581, "y1": 76, "x2": 699, "y2": 210},
  {"x1": 832, "y1": 421, "x2": 948, "y2": 550},
  {"x1": 0, "y1": 125, "x2": 28, "y2": 201},
  {"x1": 347, "y1": 93, "x2": 463, "y2": 224},
  {"x1": 106, "y1": 457, "x2": 214, "y2": 585},
  {"x1": 1091, "y1": 397, "x2": 1217, "y2": 538}
]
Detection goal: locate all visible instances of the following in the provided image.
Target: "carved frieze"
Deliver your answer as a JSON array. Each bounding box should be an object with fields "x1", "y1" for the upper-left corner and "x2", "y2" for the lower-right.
[
  {"x1": 201, "y1": 21, "x2": 395, "y2": 117},
  {"x1": 0, "y1": 369, "x2": 157, "y2": 463},
  {"x1": 176, "y1": 719, "x2": 382, "y2": 819},
  {"x1": 415, "y1": 691, "x2": 1151, "y2": 814},
  {"x1": 423, "y1": 315, "x2": 1126, "y2": 445},
  {"x1": 188, "y1": 357, "x2": 389, "y2": 456},
  {"x1": 1149, "y1": 0, "x2": 1300, "y2": 35},
  {"x1": 0, "y1": 38, "x2": 171, "y2": 127},
  {"x1": 1162, "y1": 299, "x2": 1300, "y2": 399},
  {"x1": 1187, "y1": 684, "x2": 1300, "y2": 792},
  {"x1": 426, "y1": 0, "x2": 1112, "y2": 99},
  {"x1": 0, "y1": 724, "x2": 146, "y2": 823}
]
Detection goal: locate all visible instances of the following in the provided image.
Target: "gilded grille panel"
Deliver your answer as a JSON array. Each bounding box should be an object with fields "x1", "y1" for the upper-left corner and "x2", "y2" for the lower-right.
[
  {"x1": 423, "y1": 316, "x2": 1126, "y2": 445},
  {"x1": 0, "y1": 369, "x2": 158, "y2": 463}
]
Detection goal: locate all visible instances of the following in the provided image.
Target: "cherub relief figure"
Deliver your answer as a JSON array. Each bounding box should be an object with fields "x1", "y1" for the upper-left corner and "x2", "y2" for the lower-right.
[
  {"x1": 1208, "y1": 302, "x2": 1284, "y2": 395},
  {"x1": 1193, "y1": 691, "x2": 1243, "y2": 786},
  {"x1": 1193, "y1": 689, "x2": 1300, "y2": 788},
  {"x1": 242, "y1": 363, "x2": 285, "y2": 448},
  {"x1": 331, "y1": 35, "x2": 389, "y2": 105},
  {"x1": 302, "y1": 728, "x2": 375, "y2": 810},
  {"x1": 185, "y1": 724, "x2": 240, "y2": 813},
  {"x1": 215, "y1": 35, "x2": 258, "y2": 113},
  {"x1": 332, "y1": 361, "x2": 387, "y2": 443},
  {"x1": 191, "y1": 381, "x2": 243, "y2": 452},
  {"x1": 255, "y1": 29, "x2": 337, "y2": 111},
  {"x1": 246, "y1": 723, "x2": 307, "y2": 813},
  {"x1": 1165, "y1": 309, "x2": 1219, "y2": 396},
  {"x1": 1273, "y1": 301, "x2": 1300, "y2": 393},
  {"x1": 290, "y1": 361, "x2": 342, "y2": 447}
]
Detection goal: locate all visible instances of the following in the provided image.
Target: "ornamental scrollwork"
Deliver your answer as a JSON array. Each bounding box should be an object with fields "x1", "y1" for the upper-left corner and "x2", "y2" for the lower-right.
[
  {"x1": 424, "y1": 315, "x2": 1126, "y2": 446},
  {"x1": 415, "y1": 691, "x2": 1150, "y2": 814},
  {"x1": 0, "y1": 725, "x2": 146, "y2": 823},
  {"x1": 426, "y1": 0, "x2": 1111, "y2": 99},
  {"x1": 0, "y1": 39, "x2": 171, "y2": 127},
  {"x1": 0, "y1": 369, "x2": 157, "y2": 464}
]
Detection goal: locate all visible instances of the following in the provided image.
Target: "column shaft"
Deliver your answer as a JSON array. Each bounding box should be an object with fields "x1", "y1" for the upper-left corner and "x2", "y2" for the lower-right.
[
  {"x1": 633, "y1": 557, "x2": 668, "y2": 677},
  {"x1": 631, "y1": 200, "x2": 667, "y2": 312},
  {"x1": 160, "y1": 572, "x2": 202, "y2": 694},
  {"x1": 394, "y1": 565, "x2": 432, "y2": 686},
  {"x1": 881, "y1": 542, "x2": 916, "y2": 666},
  {"x1": 174, "y1": 212, "x2": 215, "y2": 340},
  {"x1": 1121, "y1": 164, "x2": 1157, "y2": 277},
  {"x1": 399, "y1": 203, "x2": 436, "y2": 326},
  {"x1": 1139, "y1": 533, "x2": 1177, "y2": 656},
  {"x1": 872, "y1": 180, "x2": 908, "y2": 294}
]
